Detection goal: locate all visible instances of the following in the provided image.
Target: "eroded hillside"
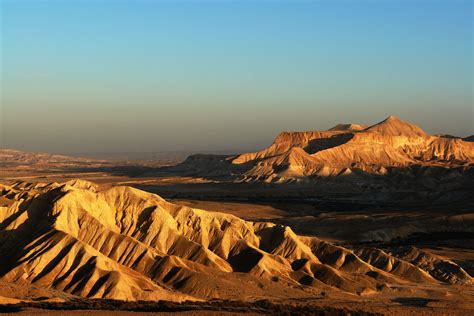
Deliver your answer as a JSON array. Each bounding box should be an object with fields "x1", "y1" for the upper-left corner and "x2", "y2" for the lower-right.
[
  {"x1": 176, "y1": 116, "x2": 473, "y2": 183},
  {"x1": 0, "y1": 180, "x2": 472, "y2": 305}
]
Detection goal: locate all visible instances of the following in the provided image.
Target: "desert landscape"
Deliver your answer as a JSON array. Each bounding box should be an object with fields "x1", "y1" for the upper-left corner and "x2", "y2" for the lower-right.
[
  {"x1": 2, "y1": 0, "x2": 472, "y2": 314},
  {"x1": 0, "y1": 116, "x2": 473, "y2": 315}
]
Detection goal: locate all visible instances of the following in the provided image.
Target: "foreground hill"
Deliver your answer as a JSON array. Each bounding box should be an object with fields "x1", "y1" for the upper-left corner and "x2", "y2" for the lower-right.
[
  {"x1": 0, "y1": 180, "x2": 472, "y2": 306},
  {"x1": 176, "y1": 116, "x2": 473, "y2": 183}
]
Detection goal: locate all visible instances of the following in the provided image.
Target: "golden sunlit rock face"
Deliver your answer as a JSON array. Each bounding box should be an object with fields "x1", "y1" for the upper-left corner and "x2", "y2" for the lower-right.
[
  {"x1": 228, "y1": 116, "x2": 473, "y2": 181},
  {"x1": 0, "y1": 180, "x2": 472, "y2": 304}
]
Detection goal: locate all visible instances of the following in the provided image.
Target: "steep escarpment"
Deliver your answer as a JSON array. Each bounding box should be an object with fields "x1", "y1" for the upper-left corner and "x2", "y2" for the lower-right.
[
  {"x1": 0, "y1": 181, "x2": 471, "y2": 302},
  {"x1": 172, "y1": 116, "x2": 473, "y2": 185},
  {"x1": 144, "y1": 116, "x2": 473, "y2": 188},
  {"x1": 225, "y1": 116, "x2": 473, "y2": 182}
]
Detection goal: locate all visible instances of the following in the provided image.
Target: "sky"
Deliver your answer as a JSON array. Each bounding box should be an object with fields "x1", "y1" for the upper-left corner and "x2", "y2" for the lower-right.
[{"x1": 0, "y1": 0, "x2": 472, "y2": 154}]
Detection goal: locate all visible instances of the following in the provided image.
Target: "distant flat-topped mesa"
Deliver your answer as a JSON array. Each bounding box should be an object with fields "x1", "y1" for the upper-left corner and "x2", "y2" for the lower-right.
[
  {"x1": 176, "y1": 116, "x2": 473, "y2": 183},
  {"x1": 0, "y1": 180, "x2": 471, "y2": 302},
  {"x1": 328, "y1": 123, "x2": 368, "y2": 131}
]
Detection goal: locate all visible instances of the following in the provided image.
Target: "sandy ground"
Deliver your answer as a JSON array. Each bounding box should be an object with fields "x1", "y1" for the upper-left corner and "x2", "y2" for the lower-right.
[{"x1": 170, "y1": 199, "x2": 289, "y2": 221}]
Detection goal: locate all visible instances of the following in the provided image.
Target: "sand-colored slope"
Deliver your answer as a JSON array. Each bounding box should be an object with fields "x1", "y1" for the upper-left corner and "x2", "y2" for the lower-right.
[
  {"x1": 0, "y1": 180, "x2": 471, "y2": 302},
  {"x1": 364, "y1": 115, "x2": 428, "y2": 137}
]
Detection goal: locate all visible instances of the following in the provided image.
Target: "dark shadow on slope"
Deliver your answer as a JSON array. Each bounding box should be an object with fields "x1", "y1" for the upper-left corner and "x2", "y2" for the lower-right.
[
  {"x1": 0, "y1": 305, "x2": 22, "y2": 313},
  {"x1": 136, "y1": 206, "x2": 157, "y2": 235},
  {"x1": 228, "y1": 247, "x2": 263, "y2": 273},
  {"x1": 392, "y1": 297, "x2": 438, "y2": 307},
  {"x1": 304, "y1": 133, "x2": 353, "y2": 154},
  {"x1": 257, "y1": 225, "x2": 286, "y2": 253},
  {"x1": 0, "y1": 188, "x2": 67, "y2": 278}
]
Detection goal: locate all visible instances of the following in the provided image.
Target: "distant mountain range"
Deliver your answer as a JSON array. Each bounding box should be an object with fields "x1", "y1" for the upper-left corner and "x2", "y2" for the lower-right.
[
  {"x1": 177, "y1": 115, "x2": 474, "y2": 183},
  {"x1": 0, "y1": 148, "x2": 110, "y2": 169},
  {"x1": 2, "y1": 115, "x2": 473, "y2": 181}
]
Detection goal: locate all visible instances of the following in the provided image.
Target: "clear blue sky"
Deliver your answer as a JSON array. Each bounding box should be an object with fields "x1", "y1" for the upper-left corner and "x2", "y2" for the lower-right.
[{"x1": 1, "y1": 0, "x2": 472, "y2": 154}]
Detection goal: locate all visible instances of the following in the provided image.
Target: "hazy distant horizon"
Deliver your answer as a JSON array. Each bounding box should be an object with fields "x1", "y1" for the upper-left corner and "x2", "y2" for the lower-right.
[
  {"x1": 1, "y1": 0, "x2": 472, "y2": 154},
  {"x1": 1, "y1": 114, "x2": 473, "y2": 156}
]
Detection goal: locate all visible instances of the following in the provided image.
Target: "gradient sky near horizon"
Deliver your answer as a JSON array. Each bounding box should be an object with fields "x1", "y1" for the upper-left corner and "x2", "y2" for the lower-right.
[{"x1": 1, "y1": 0, "x2": 472, "y2": 154}]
